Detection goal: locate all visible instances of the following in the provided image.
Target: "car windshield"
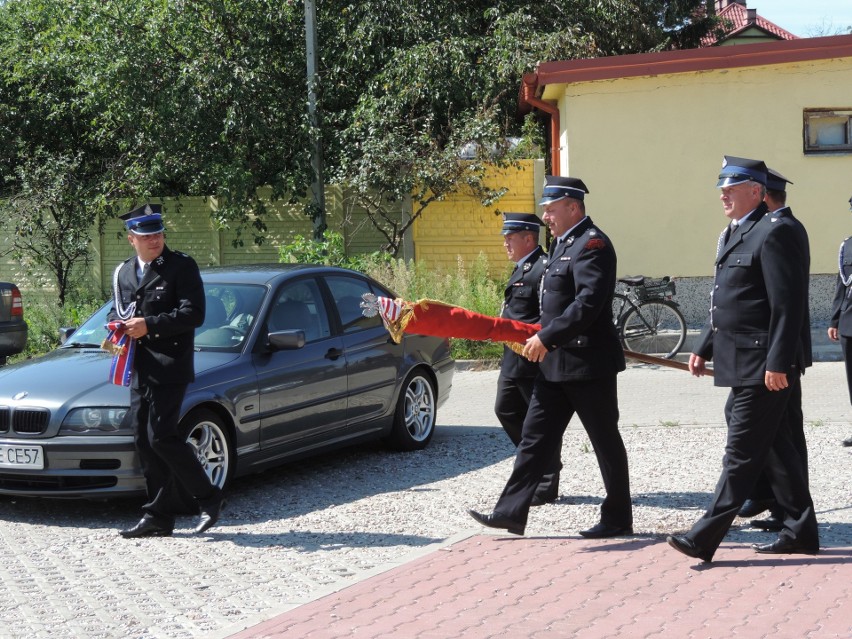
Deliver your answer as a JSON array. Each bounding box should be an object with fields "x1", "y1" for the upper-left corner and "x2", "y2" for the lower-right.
[{"x1": 62, "y1": 283, "x2": 266, "y2": 352}]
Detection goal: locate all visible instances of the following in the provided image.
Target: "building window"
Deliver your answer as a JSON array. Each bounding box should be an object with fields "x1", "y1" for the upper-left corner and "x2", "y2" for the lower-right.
[{"x1": 804, "y1": 109, "x2": 852, "y2": 154}]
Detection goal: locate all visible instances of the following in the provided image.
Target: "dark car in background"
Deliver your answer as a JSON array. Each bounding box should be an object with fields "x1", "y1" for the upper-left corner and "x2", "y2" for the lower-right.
[
  {"x1": 0, "y1": 265, "x2": 454, "y2": 498},
  {"x1": 0, "y1": 282, "x2": 27, "y2": 366}
]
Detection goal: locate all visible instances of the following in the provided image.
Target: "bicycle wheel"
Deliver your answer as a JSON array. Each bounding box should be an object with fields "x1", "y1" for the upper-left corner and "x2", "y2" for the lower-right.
[
  {"x1": 611, "y1": 293, "x2": 629, "y2": 328},
  {"x1": 619, "y1": 300, "x2": 686, "y2": 359}
]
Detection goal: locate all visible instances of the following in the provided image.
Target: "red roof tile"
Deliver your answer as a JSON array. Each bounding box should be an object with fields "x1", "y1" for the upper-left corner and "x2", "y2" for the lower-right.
[{"x1": 702, "y1": 3, "x2": 799, "y2": 46}]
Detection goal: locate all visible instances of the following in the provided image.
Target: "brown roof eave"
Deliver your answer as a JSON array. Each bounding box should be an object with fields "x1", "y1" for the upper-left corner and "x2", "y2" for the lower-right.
[{"x1": 531, "y1": 33, "x2": 852, "y2": 88}]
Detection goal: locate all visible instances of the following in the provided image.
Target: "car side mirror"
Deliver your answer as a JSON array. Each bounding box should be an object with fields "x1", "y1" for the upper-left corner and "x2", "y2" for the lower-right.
[
  {"x1": 58, "y1": 327, "x2": 76, "y2": 344},
  {"x1": 267, "y1": 330, "x2": 306, "y2": 351}
]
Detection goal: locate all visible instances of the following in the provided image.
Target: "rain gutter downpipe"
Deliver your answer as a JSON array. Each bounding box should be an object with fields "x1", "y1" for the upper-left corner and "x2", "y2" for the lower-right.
[{"x1": 520, "y1": 73, "x2": 560, "y2": 175}]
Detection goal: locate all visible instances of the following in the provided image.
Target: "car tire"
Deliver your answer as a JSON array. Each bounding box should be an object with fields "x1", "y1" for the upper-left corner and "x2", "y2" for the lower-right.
[
  {"x1": 182, "y1": 408, "x2": 233, "y2": 490},
  {"x1": 386, "y1": 369, "x2": 436, "y2": 451}
]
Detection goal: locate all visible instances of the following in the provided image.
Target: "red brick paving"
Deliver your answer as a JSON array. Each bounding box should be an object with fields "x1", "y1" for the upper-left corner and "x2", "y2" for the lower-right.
[{"x1": 227, "y1": 535, "x2": 852, "y2": 639}]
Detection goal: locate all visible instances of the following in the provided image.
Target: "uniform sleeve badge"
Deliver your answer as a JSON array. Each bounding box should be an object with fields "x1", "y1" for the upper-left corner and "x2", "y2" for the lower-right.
[{"x1": 585, "y1": 238, "x2": 606, "y2": 250}]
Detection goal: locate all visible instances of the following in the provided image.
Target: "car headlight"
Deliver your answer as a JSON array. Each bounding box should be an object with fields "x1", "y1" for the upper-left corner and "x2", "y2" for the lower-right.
[{"x1": 60, "y1": 407, "x2": 131, "y2": 434}]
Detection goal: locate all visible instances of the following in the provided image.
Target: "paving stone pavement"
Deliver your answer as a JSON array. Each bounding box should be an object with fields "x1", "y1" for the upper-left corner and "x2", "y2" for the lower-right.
[
  {"x1": 1, "y1": 363, "x2": 850, "y2": 638},
  {"x1": 221, "y1": 363, "x2": 852, "y2": 639},
  {"x1": 226, "y1": 535, "x2": 852, "y2": 639}
]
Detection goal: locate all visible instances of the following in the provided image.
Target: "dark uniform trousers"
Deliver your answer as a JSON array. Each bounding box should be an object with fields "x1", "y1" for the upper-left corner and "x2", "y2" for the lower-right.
[
  {"x1": 495, "y1": 374, "x2": 630, "y2": 527},
  {"x1": 689, "y1": 376, "x2": 817, "y2": 553},
  {"x1": 494, "y1": 246, "x2": 560, "y2": 493},
  {"x1": 130, "y1": 380, "x2": 218, "y2": 520},
  {"x1": 689, "y1": 204, "x2": 817, "y2": 557},
  {"x1": 842, "y1": 336, "x2": 852, "y2": 403},
  {"x1": 492, "y1": 217, "x2": 630, "y2": 529}
]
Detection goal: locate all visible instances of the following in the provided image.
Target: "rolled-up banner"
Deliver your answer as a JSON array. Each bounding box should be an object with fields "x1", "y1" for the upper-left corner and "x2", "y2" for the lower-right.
[
  {"x1": 360, "y1": 293, "x2": 704, "y2": 373},
  {"x1": 101, "y1": 321, "x2": 136, "y2": 386},
  {"x1": 361, "y1": 294, "x2": 539, "y2": 354}
]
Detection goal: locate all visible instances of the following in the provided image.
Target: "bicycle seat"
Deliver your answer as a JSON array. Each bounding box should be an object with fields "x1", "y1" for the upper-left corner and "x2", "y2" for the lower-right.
[{"x1": 618, "y1": 276, "x2": 646, "y2": 286}]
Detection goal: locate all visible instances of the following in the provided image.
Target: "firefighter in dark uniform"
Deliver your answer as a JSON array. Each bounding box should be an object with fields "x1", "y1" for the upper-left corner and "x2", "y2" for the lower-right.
[
  {"x1": 828, "y1": 193, "x2": 852, "y2": 448},
  {"x1": 494, "y1": 212, "x2": 561, "y2": 505},
  {"x1": 668, "y1": 157, "x2": 818, "y2": 562},
  {"x1": 739, "y1": 168, "x2": 813, "y2": 531},
  {"x1": 110, "y1": 204, "x2": 225, "y2": 538},
  {"x1": 470, "y1": 176, "x2": 632, "y2": 538}
]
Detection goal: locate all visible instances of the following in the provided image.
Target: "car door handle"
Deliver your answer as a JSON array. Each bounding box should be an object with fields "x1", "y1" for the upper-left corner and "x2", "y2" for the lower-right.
[{"x1": 325, "y1": 347, "x2": 343, "y2": 360}]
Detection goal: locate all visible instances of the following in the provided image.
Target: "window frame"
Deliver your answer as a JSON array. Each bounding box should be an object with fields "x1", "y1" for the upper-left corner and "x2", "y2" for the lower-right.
[{"x1": 803, "y1": 108, "x2": 852, "y2": 154}]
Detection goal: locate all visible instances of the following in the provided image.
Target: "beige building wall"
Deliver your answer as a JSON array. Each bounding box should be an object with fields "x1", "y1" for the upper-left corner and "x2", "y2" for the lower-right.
[{"x1": 543, "y1": 55, "x2": 852, "y2": 278}]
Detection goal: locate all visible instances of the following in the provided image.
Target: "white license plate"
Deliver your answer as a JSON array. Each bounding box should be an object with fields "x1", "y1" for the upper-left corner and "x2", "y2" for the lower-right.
[{"x1": 0, "y1": 444, "x2": 45, "y2": 469}]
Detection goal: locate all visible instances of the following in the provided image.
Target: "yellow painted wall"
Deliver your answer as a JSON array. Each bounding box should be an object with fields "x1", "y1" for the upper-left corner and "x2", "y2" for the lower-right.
[
  {"x1": 543, "y1": 55, "x2": 852, "y2": 277},
  {"x1": 412, "y1": 159, "x2": 544, "y2": 273}
]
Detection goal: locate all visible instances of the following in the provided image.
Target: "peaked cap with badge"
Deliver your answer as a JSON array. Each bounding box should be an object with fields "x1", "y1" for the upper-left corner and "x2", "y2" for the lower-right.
[
  {"x1": 538, "y1": 176, "x2": 589, "y2": 205},
  {"x1": 716, "y1": 156, "x2": 768, "y2": 188},
  {"x1": 120, "y1": 203, "x2": 165, "y2": 235},
  {"x1": 501, "y1": 212, "x2": 543, "y2": 235}
]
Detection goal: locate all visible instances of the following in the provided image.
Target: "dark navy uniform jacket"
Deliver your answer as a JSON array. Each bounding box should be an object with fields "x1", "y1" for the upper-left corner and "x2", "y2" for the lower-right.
[
  {"x1": 694, "y1": 202, "x2": 808, "y2": 387},
  {"x1": 536, "y1": 216, "x2": 625, "y2": 382},
  {"x1": 108, "y1": 246, "x2": 205, "y2": 386},
  {"x1": 772, "y1": 207, "x2": 812, "y2": 369},
  {"x1": 500, "y1": 246, "x2": 546, "y2": 379},
  {"x1": 831, "y1": 235, "x2": 852, "y2": 338}
]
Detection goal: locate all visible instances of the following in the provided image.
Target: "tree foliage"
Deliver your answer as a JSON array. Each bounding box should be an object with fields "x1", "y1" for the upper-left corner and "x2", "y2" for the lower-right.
[
  {"x1": 4, "y1": 151, "x2": 104, "y2": 305},
  {"x1": 0, "y1": 0, "x2": 715, "y2": 273}
]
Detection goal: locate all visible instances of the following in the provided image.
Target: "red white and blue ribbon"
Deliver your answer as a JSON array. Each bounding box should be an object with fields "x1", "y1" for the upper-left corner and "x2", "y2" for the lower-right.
[{"x1": 102, "y1": 321, "x2": 135, "y2": 386}]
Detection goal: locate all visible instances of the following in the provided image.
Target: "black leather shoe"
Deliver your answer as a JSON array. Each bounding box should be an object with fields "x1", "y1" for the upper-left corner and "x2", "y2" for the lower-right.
[
  {"x1": 578, "y1": 522, "x2": 632, "y2": 538},
  {"x1": 753, "y1": 537, "x2": 818, "y2": 555},
  {"x1": 843, "y1": 435, "x2": 852, "y2": 447},
  {"x1": 751, "y1": 514, "x2": 784, "y2": 532},
  {"x1": 666, "y1": 535, "x2": 712, "y2": 562},
  {"x1": 468, "y1": 509, "x2": 525, "y2": 535},
  {"x1": 195, "y1": 496, "x2": 226, "y2": 534},
  {"x1": 119, "y1": 517, "x2": 174, "y2": 538},
  {"x1": 738, "y1": 498, "x2": 775, "y2": 518}
]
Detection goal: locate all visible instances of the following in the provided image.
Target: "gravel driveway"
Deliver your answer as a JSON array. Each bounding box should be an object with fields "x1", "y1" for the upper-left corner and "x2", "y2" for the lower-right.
[{"x1": 0, "y1": 363, "x2": 849, "y2": 638}]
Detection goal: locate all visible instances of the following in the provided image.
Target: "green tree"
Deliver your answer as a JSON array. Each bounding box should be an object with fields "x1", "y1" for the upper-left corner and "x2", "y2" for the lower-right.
[
  {"x1": 3, "y1": 151, "x2": 105, "y2": 306},
  {"x1": 323, "y1": 0, "x2": 714, "y2": 255},
  {"x1": 1, "y1": 0, "x2": 714, "y2": 264}
]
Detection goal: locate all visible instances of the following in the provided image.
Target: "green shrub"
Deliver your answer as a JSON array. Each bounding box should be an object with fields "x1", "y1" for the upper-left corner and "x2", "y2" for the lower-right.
[
  {"x1": 279, "y1": 231, "x2": 393, "y2": 273},
  {"x1": 10, "y1": 290, "x2": 105, "y2": 363}
]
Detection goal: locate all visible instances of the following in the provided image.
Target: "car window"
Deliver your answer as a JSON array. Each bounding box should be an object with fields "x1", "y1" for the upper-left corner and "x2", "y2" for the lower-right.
[
  {"x1": 267, "y1": 279, "x2": 330, "y2": 342},
  {"x1": 325, "y1": 275, "x2": 382, "y2": 334},
  {"x1": 62, "y1": 303, "x2": 112, "y2": 347},
  {"x1": 195, "y1": 284, "x2": 265, "y2": 351}
]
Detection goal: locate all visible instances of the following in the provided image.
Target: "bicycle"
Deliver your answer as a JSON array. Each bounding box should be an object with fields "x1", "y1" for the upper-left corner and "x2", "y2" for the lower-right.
[{"x1": 612, "y1": 275, "x2": 686, "y2": 359}]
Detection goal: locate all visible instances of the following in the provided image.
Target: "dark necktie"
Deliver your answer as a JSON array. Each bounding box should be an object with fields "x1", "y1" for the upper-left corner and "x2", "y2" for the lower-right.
[{"x1": 549, "y1": 238, "x2": 561, "y2": 257}]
